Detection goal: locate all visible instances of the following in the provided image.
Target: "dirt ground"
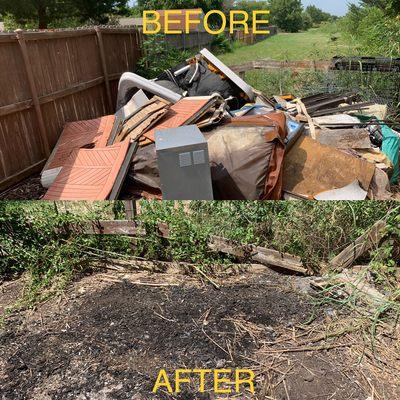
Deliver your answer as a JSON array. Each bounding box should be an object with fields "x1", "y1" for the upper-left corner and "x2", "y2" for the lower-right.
[
  {"x1": 0, "y1": 266, "x2": 399, "y2": 400},
  {"x1": 0, "y1": 175, "x2": 45, "y2": 200}
]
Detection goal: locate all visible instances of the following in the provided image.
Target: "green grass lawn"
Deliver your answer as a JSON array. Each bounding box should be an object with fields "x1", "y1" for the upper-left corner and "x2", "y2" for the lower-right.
[{"x1": 220, "y1": 26, "x2": 355, "y2": 66}]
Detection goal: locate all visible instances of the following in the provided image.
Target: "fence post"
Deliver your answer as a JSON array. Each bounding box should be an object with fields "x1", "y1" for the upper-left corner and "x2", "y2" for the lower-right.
[
  {"x1": 95, "y1": 27, "x2": 114, "y2": 114},
  {"x1": 15, "y1": 29, "x2": 51, "y2": 157},
  {"x1": 124, "y1": 200, "x2": 136, "y2": 220}
]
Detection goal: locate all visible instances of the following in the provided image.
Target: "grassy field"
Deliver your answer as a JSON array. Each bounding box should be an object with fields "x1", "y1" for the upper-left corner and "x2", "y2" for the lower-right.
[{"x1": 220, "y1": 25, "x2": 354, "y2": 66}]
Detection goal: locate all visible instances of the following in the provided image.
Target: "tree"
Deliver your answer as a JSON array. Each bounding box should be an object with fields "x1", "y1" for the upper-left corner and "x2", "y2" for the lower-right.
[
  {"x1": 305, "y1": 5, "x2": 332, "y2": 25},
  {"x1": 233, "y1": 1, "x2": 270, "y2": 23},
  {"x1": 301, "y1": 11, "x2": 313, "y2": 31},
  {"x1": 0, "y1": 0, "x2": 128, "y2": 29},
  {"x1": 137, "y1": 0, "x2": 225, "y2": 14},
  {"x1": 269, "y1": 0, "x2": 303, "y2": 33}
]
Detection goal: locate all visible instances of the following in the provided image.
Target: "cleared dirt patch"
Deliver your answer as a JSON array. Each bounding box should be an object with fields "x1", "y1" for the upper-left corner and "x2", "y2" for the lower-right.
[{"x1": 0, "y1": 268, "x2": 396, "y2": 399}]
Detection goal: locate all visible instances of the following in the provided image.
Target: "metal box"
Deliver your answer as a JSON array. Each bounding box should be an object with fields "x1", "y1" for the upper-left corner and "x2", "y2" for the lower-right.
[{"x1": 155, "y1": 125, "x2": 214, "y2": 200}]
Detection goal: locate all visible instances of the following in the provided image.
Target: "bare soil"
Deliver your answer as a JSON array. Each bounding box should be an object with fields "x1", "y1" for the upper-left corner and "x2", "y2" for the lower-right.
[
  {"x1": 0, "y1": 175, "x2": 45, "y2": 200},
  {"x1": 0, "y1": 266, "x2": 398, "y2": 400}
]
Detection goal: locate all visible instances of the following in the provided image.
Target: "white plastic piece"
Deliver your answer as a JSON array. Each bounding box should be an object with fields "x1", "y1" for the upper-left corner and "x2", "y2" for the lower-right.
[
  {"x1": 200, "y1": 48, "x2": 255, "y2": 102},
  {"x1": 116, "y1": 72, "x2": 182, "y2": 109},
  {"x1": 315, "y1": 180, "x2": 367, "y2": 201}
]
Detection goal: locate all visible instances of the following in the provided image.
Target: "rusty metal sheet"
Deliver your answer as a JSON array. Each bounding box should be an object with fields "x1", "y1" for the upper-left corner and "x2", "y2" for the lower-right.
[
  {"x1": 43, "y1": 141, "x2": 130, "y2": 201},
  {"x1": 283, "y1": 136, "x2": 375, "y2": 199}
]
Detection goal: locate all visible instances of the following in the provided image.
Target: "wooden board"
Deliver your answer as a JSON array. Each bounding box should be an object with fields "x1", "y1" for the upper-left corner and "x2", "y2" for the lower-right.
[
  {"x1": 209, "y1": 236, "x2": 307, "y2": 274},
  {"x1": 329, "y1": 220, "x2": 387, "y2": 271},
  {"x1": 0, "y1": 28, "x2": 143, "y2": 192},
  {"x1": 316, "y1": 128, "x2": 372, "y2": 150}
]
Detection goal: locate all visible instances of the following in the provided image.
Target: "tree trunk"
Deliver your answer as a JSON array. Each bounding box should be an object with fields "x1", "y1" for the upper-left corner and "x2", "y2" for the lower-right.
[{"x1": 38, "y1": 2, "x2": 48, "y2": 29}]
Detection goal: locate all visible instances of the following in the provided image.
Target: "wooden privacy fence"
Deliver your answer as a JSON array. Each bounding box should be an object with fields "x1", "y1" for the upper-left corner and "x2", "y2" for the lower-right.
[
  {"x1": 0, "y1": 26, "x2": 278, "y2": 192},
  {"x1": 0, "y1": 27, "x2": 142, "y2": 192}
]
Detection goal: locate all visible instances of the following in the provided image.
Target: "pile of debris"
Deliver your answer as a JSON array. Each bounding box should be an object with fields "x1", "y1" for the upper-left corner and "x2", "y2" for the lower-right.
[{"x1": 40, "y1": 49, "x2": 400, "y2": 201}]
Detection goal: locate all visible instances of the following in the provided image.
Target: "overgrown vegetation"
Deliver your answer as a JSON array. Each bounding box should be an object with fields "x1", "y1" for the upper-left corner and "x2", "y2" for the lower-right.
[
  {"x1": 0, "y1": 0, "x2": 129, "y2": 30},
  {"x1": 340, "y1": 1, "x2": 400, "y2": 57},
  {"x1": 1, "y1": 201, "x2": 398, "y2": 312},
  {"x1": 0, "y1": 202, "x2": 132, "y2": 308},
  {"x1": 136, "y1": 34, "x2": 192, "y2": 78}
]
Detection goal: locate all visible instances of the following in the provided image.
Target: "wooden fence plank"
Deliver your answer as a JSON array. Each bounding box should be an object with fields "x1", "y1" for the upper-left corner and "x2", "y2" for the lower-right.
[
  {"x1": 329, "y1": 220, "x2": 387, "y2": 271},
  {"x1": 15, "y1": 29, "x2": 50, "y2": 157},
  {"x1": 0, "y1": 27, "x2": 144, "y2": 192},
  {"x1": 95, "y1": 27, "x2": 113, "y2": 113}
]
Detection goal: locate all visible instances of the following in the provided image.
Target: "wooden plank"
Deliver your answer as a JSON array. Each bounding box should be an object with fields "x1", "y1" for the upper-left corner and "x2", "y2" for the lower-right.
[
  {"x1": 0, "y1": 34, "x2": 17, "y2": 43},
  {"x1": 39, "y1": 76, "x2": 104, "y2": 104},
  {"x1": 23, "y1": 30, "x2": 95, "y2": 41},
  {"x1": 208, "y1": 236, "x2": 250, "y2": 258},
  {"x1": 252, "y1": 250, "x2": 307, "y2": 275},
  {"x1": 0, "y1": 100, "x2": 33, "y2": 117},
  {"x1": 231, "y1": 60, "x2": 331, "y2": 74},
  {"x1": 329, "y1": 220, "x2": 387, "y2": 271},
  {"x1": 100, "y1": 28, "x2": 140, "y2": 35},
  {"x1": 15, "y1": 29, "x2": 50, "y2": 157},
  {"x1": 0, "y1": 159, "x2": 46, "y2": 193},
  {"x1": 316, "y1": 128, "x2": 372, "y2": 150},
  {"x1": 82, "y1": 220, "x2": 144, "y2": 235},
  {"x1": 208, "y1": 236, "x2": 307, "y2": 274},
  {"x1": 95, "y1": 27, "x2": 113, "y2": 113},
  {"x1": 0, "y1": 77, "x2": 104, "y2": 117}
]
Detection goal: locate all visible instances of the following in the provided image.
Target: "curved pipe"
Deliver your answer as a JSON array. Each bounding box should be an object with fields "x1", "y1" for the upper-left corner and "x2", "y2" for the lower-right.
[{"x1": 116, "y1": 72, "x2": 182, "y2": 110}]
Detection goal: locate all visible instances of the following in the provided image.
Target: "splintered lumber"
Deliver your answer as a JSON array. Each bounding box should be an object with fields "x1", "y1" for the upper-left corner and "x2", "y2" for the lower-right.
[
  {"x1": 82, "y1": 220, "x2": 144, "y2": 236},
  {"x1": 329, "y1": 220, "x2": 387, "y2": 271},
  {"x1": 208, "y1": 236, "x2": 307, "y2": 275}
]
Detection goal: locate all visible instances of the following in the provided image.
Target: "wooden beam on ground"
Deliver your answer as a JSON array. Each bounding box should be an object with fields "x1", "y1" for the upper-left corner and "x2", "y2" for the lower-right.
[
  {"x1": 208, "y1": 236, "x2": 307, "y2": 275},
  {"x1": 329, "y1": 220, "x2": 387, "y2": 271},
  {"x1": 82, "y1": 220, "x2": 144, "y2": 236}
]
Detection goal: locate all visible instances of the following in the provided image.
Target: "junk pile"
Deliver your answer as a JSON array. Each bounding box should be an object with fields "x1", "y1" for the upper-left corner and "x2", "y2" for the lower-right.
[{"x1": 41, "y1": 49, "x2": 400, "y2": 201}]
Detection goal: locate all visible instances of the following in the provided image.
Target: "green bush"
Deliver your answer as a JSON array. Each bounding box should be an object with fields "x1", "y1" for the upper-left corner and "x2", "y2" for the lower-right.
[
  {"x1": 0, "y1": 202, "x2": 132, "y2": 305},
  {"x1": 340, "y1": 6, "x2": 400, "y2": 57},
  {"x1": 136, "y1": 34, "x2": 192, "y2": 79}
]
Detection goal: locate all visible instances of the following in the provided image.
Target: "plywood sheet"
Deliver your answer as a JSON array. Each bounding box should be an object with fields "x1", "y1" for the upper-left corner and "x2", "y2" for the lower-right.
[
  {"x1": 283, "y1": 136, "x2": 375, "y2": 198},
  {"x1": 316, "y1": 128, "x2": 371, "y2": 150}
]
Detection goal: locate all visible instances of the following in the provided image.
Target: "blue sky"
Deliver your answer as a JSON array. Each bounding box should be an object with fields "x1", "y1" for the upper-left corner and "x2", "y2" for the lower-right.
[
  {"x1": 301, "y1": 0, "x2": 359, "y2": 17},
  {"x1": 129, "y1": 1, "x2": 360, "y2": 17}
]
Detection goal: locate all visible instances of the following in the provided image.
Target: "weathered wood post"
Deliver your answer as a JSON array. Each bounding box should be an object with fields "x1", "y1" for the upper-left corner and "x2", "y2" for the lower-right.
[
  {"x1": 95, "y1": 27, "x2": 114, "y2": 114},
  {"x1": 15, "y1": 29, "x2": 51, "y2": 157}
]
